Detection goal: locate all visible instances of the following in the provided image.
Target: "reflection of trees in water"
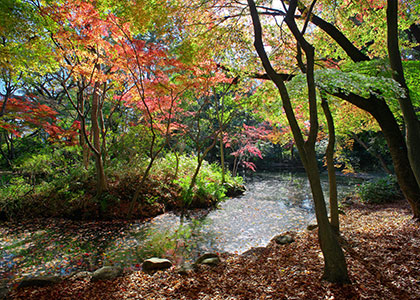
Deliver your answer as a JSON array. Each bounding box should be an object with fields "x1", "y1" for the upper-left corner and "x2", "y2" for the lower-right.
[
  {"x1": 120, "y1": 214, "x2": 216, "y2": 264},
  {"x1": 2, "y1": 172, "x2": 364, "y2": 285},
  {"x1": 1, "y1": 220, "x2": 132, "y2": 282},
  {"x1": 246, "y1": 172, "x2": 362, "y2": 211}
]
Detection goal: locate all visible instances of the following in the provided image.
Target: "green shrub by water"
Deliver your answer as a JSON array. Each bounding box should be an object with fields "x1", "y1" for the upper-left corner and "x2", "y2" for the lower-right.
[
  {"x1": 356, "y1": 175, "x2": 402, "y2": 204},
  {"x1": 0, "y1": 148, "x2": 243, "y2": 219},
  {"x1": 156, "y1": 153, "x2": 243, "y2": 206}
]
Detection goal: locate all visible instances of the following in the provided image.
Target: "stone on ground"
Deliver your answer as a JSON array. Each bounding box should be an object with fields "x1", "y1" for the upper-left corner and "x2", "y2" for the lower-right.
[
  {"x1": 307, "y1": 224, "x2": 318, "y2": 231},
  {"x1": 195, "y1": 253, "x2": 220, "y2": 266},
  {"x1": 18, "y1": 275, "x2": 61, "y2": 288},
  {"x1": 91, "y1": 266, "x2": 123, "y2": 282},
  {"x1": 142, "y1": 258, "x2": 172, "y2": 271},
  {"x1": 274, "y1": 234, "x2": 295, "y2": 245}
]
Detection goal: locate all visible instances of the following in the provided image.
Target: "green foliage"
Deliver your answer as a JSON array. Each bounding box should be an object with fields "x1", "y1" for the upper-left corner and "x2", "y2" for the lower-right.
[
  {"x1": 341, "y1": 59, "x2": 420, "y2": 107},
  {"x1": 158, "y1": 153, "x2": 242, "y2": 206},
  {"x1": 0, "y1": 0, "x2": 58, "y2": 80},
  {"x1": 356, "y1": 175, "x2": 402, "y2": 204},
  {"x1": 314, "y1": 69, "x2": 405, "y2": 103},
  {"x1": 0, "y1": 176, "x2": 32, "y2": 208},
  {"x1": 15, "y1": 146, "x2": 82, "y2": 180},
  {"x1": 108, "y1": 124, "x2": 158, "y2": 165},
  {"x1": 0, "y1": 145, "x2": 89, "y2": 218},
  {"x1": 403, "y1": 61, "x2": 420, "y2": 107},
  {"x1": 288, "y1": 64, "x2": 404, "y2": 110},
  {"x1": 0, "y1": 147, "x2": 243, "y2": 219}
]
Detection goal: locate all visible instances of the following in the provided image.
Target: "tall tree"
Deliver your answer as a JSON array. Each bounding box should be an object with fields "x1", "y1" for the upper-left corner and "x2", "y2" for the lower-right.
[
  {"x1": 46, "y1": 0, "x2": 132, "y2": 196},
  {"x1": 247, "y1": 0, "x2": 349, "y2": 283},
  {"x1": 250, "y1": 0, "x2": 420, "y2": 218},
  {"x1": 387, "y1": 0, "x2": 420, "y2": 192}
]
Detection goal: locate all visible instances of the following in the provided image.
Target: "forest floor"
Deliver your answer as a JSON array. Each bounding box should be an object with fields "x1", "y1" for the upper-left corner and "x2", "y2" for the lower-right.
[{"x1": 7, "y1": 199, "x2": 420, "y2": 300}]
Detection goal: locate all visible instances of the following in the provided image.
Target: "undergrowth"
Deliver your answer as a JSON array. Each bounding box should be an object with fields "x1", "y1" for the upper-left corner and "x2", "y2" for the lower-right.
[
  {"x1": 0, "y1": 147, "x2": 243, "y2": 220},
  {"x1": 356, "y1": 175, "x2": 402, "y2": 204}
]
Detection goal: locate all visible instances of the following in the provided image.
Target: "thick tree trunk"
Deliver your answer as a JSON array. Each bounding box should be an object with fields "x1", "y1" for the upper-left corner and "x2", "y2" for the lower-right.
[
  {"x1": 305, "y1": 149, "x2": 348, "y2": 282},
  {"x1": 248, "y1": 0, "x2": 349, "y2": 283},
  {"x1": 286, "y1": 0, "x2": 349, "y2": 283},
  {"x1": 387, "y1": 0, "x2": 420, "y2": 193},
  {"x1": 321, "y1": 96, "x2": 339, "y2": 233},
  {"x1": 330, "y1": 91, "x2": 420, "y2": 219}
]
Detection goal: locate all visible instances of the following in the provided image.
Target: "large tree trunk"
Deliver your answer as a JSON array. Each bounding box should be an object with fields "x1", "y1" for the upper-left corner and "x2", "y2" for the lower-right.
[
  {"x1": 248, "y1": 0, "x2": 349, "y2": 283},
  {"x1": 387, "y1": 0, "x2": 420, "y2": 192},
  {"x1": 330, "y1": 91, "x2": 420, "y2": 219},
  {"x1": 293, "y1": 0, "x2": 420, "y2": 219},
  {"x1": 305, "y1": 148, "x2": 348, "y2": 282}
]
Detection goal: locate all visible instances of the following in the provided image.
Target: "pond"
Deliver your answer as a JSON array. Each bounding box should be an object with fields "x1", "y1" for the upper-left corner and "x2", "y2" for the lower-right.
[{"x1": 0, "y1": 171, "x2": 362, "y2": 286}]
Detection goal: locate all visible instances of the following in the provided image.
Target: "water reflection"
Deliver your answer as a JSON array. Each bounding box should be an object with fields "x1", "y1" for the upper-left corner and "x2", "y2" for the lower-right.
[
  {"x1": 0, "y1": 171, "x2": 362, "y2": 284},
  {"x1": 118, "y1": 171, "x2": 361, "y2": 258}
]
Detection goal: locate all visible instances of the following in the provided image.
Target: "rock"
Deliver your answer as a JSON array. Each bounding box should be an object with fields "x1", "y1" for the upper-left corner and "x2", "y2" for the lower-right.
[
  {"x1": 307, "y1": 224, "x2": 318, "y2": 231},
  {"x1": 91, "y1": 266, "x2": 123, "y2": 282},
  {"x1": 18, "y1": 275, "x2": 61, "y2": 288},
  {"x1": 200, "y1": 257, "x2": 220, "y2": 265},
  {"x1": 195, "y1": 253, "x2": 219, "y2": 264},
  {"x1": 194, "y1": 253, "x2": 220, "y2": 266},
  {"x1": 274, "y1": 234, "x2": 295, "y2": 245},
  {"x1": 241, "y1": 247, "x2": 266, "y2": 257},
  {"x1": 224, "y1": 183, "x2": 246, "y2": 197},
  {"x1": 142, "y1": 258, "x2": 172, "y2": 271},
  {"x1": 70, "y1": 271, "x2": 92, "y2": 280}
]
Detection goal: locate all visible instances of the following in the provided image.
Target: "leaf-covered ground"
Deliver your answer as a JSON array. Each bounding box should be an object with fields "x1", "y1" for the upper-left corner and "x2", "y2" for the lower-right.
[{"x1": 8, "y1": 200, "x2": 420, "y2": 299}]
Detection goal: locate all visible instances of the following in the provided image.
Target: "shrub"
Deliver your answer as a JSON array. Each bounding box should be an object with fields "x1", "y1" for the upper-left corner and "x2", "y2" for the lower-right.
[
  {"x1": 163, "y1": 153, "x2": 243, "y2": 206},
  {"x1": 356, "y1": 175, "x2": 402, "y2": 204}
]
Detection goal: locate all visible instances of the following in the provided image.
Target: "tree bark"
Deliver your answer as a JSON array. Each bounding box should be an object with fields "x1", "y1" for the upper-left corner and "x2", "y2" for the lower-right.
[
  {"x1": 297, "y1": 0, "x2": 420, "y2": 219},
  {"x1": 387, "y1": 0, "x2": 420, "y2": 193},
  {"x1": 330, "y1": 91, "x2": 420, "y2": 219},
  {"x1": 91, "y1": 84, "x2": 108, "y2": 196},
  {"x1": 248, "y1": 0, "x2": 349, "y2": 283},
  {"x1": 220, "y1": 137, "x2": 226, "y2": 183},
  {"x1": 321, "y1": 95, "x2": 339, "y2": 233},
  {"x1": 77, "y1": 89, "x2": 90, "y2": 170}
]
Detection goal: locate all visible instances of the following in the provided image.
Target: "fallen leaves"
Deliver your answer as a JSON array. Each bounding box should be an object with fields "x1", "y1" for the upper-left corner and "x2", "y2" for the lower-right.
[{"x1": 4, "y1": 199, "x2": 420, "y2": 299}]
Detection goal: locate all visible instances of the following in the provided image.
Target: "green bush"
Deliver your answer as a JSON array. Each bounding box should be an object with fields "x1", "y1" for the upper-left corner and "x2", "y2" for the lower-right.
[
  {"x1": 0, "y1": 176, "x2": 33, "y2": 216},
  {"x1": 0, "y1": 147, "x2": 244, "y2": 219},
  {"x1": 0, "y1": 146, "x2": 89, "y2": 219},
  {"x1": 356, "y1": 175, "x2": 402, "y2": 204},
  {"x1": 155, "y1": 153, "x2": 243, "y2": 206}
]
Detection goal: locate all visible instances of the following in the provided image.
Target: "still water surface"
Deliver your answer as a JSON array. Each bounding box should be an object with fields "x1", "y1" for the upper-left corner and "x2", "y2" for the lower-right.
[
  {"x1": 143, "y1": 171, "x2": 360, "y2": 255},
  {"x1": 0, "y1": 171, "x2": 362, "y2": 284}
]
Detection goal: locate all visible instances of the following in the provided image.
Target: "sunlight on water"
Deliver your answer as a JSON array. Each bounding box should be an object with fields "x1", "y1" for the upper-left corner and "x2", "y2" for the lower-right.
[
  {"x1": 0, "y1": 171, "x2": 362, "y2": 285},
  {"x1": 135, "y1": 171, "x2": 360, "y2": 256}
]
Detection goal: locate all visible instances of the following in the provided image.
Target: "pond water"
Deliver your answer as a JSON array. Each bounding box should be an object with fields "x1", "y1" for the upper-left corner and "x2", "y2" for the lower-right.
[{"x1": 0, "y1": 171, "x2": 362, "y2": 286}]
